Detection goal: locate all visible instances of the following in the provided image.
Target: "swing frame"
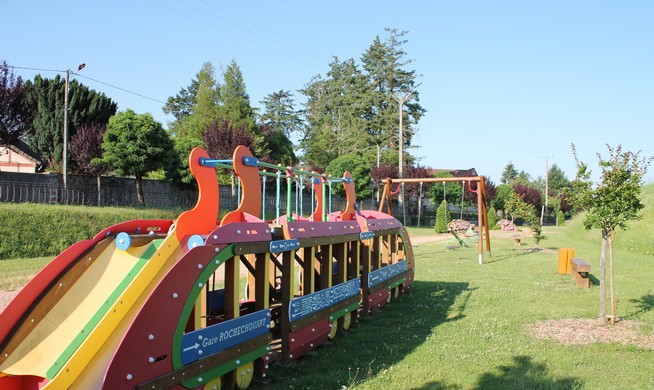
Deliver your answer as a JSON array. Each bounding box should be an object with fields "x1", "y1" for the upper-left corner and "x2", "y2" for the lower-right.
[{"x1": 378, "y1": 176, "x2": 491, "y2": 265}]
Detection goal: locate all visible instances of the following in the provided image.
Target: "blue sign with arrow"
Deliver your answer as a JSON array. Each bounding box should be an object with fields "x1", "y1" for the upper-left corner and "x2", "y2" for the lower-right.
[{"x1": 180, "y1": 309, "x2": 270, "y2": 365}]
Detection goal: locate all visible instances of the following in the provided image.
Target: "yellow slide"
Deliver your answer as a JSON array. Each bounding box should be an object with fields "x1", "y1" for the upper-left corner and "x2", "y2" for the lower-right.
[{"x1": 0, "y1": 228, "x2": 182, "y2": 389}]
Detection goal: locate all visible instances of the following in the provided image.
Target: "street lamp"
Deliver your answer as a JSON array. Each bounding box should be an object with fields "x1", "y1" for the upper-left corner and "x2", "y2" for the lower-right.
[
  {"x1": 393, "y1": 92, "x2": 413, "y2": 211},
  {"x1": 63, "y1": 62, "x2": 85, "y2": 201}
]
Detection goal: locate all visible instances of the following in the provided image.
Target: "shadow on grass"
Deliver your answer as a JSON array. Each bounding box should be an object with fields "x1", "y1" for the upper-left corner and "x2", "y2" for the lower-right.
[
  {"x1": 627, "y1": 292, "x2": 654, "y2": 317},
  {"x1": 252, "y1": 280, "x2": 471, "y2": 389},
  {"x1": 589, "y1": 273, "x2": 600, "y2": 286},
  {"x1": 483, "y1": 247, "x2": 543, "y2": 264},
  {"x1": 415, "y1": 355, "x2": 582, "y2": 390}
]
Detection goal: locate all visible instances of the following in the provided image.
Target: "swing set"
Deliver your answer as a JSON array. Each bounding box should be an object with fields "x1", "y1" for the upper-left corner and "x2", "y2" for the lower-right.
[{"x1": 378, "y1": 176, "x2": 491, "y2": 264}]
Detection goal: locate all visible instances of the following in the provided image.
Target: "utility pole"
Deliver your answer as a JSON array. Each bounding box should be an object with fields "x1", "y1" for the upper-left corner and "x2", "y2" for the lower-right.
[
  {"x1": 394, "y1": 93, "x2": 413, "y2": 180},
  {"x1": 62, "y1": 63, "x2": 85, "y2": 203},
  {"x1": 540, "y1": 155, "x2": 553, "y2": 225},
  {"x1": 394, "y1": 92, "x2": 413, "y2": 225}
]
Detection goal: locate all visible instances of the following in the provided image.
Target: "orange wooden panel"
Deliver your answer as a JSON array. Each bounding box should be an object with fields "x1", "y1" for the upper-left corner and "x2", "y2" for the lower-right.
[
  {"x1": 175, "y1": 147, "x2": 219, "y2": 241},
  {"x1": 557, "y1": 248, "x2": 574, "y2": 274},
  {"x1": 221, "y1": 146, "x2": 262, "y2": 225}
]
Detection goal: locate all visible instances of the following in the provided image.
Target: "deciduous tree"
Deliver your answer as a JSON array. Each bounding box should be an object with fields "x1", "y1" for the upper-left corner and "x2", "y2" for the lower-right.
[
  {"x1": 70, "y1": 123, "x2": 108, "y2": 205},
  {"x1": 0, "y1": 61, "x2": 35, "y2": 146},
  {"x1": 567, "y1": 143, "x2": 653, "y2": 322},
  {"x1": 97, "y1": 110, "x2": 173, "y2": 206},
  {"x1": 326, "y1": 153, "x2": 372, "y2": 200}
]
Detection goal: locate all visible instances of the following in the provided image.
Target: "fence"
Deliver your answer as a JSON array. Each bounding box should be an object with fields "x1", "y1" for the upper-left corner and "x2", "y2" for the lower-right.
[{"x1": 0, "y1": 172, "x2": 352, "y2": 217}]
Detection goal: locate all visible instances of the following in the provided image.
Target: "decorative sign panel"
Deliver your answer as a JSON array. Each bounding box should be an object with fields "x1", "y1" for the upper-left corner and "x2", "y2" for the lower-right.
[
  {"x1": 180, "y1": 309, "x2": 270, "y2": 365},
  {"x1": 270, "y1": 239, "x2": 300, "y2": 253},
  {"x1": 368, "y1": 260, "x2": 407, "y2": 288},
  {"x1": 289, "y1": 279, "x2": 360, "y2": 322}
]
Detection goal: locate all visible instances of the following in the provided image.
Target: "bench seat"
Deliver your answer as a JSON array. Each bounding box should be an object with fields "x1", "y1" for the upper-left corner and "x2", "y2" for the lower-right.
[{"x1": 571, "y1": 259, "x2": 591, "y2": 288}]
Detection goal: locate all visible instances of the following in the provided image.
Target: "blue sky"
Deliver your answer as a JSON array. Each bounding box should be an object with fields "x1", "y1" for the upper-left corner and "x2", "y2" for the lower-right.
[{"x1": 2, "y1": 1, "x2": 653, "y2": 183}]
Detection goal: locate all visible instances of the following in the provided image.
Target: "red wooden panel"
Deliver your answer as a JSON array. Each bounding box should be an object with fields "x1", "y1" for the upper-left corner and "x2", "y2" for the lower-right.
[
  {"x1": 205, "y1": 222, "x2": 272, "y2": 246},
  {"x1": 92, "y1": 219, "x2": 173, "y2": 241},
  {"x1": 366, "y1": 288, "x2": 389, "y2": 315},
  {"x1": 285, "y1": 318, "x2": 331, "y2": 363},
  {"x1": 102, "y1": 245, "x2": 224, "y2": 390},
  {"x1": 355, "y1": 210, "x2": 402, "y2": 232},
  {"x1": 282, "y1": 220, "x2": 360, "y2": 239}
]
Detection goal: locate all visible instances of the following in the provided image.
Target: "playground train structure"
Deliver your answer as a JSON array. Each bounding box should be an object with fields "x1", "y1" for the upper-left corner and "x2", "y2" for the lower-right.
[{"x1": 0, "y1": 145, "x2": 416, "y2": 390}]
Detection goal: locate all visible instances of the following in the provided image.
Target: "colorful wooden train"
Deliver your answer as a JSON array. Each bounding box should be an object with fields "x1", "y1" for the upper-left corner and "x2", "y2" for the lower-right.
[{"x1": 0, "y1": 145, "x2": 414, "y2": 389}]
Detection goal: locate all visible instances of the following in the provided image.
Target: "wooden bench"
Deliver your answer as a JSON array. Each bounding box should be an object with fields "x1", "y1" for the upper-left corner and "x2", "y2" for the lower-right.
[{"x1": 571, "y1": 259, "x2": 591, "y2": 288}]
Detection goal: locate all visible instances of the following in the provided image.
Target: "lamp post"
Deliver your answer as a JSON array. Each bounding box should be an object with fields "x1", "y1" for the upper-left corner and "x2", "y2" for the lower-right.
[
  {"x1": 63, "y1": 63, "x2": 85, "y2": 202},
  {"x1": 393, "y1": 92, "x2": 413, "y2": 209}
]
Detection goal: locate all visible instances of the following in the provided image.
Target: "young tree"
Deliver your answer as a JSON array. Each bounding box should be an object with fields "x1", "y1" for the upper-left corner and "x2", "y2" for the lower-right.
[
  {"x1": 70, "y1": 123, "x2": 108, "y2": 205},
  {"x1": 97, "y1": 110, "x2": 173, "y2": 206},
  {"x1": 202, "y1": 119, "x2": 254, "y2": 191},
  {"x1": 567, "y1": 144, "x2": 653, "y2": 323},
  {"x1": 491, "y1": 184, "x2": 514, "y2": 215},
  {"x1": 0, "y1": 61, "x2": 35, "y2": 146},
  {"x1": 70, "y1": 123, "x2": 106, "y2": 175},
  {"x1": 504, "y1": 192, "x2": 536, "y2": 224}
]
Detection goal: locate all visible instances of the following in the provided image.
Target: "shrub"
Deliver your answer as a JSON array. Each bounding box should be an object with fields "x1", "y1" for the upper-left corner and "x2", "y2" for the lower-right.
[
  {"x1": 487, "y1": 207, "x2": 499, "y2": 230},
  {"x1": 557, "y1": 210, "x2": 565, "y2": 226},
  {"x1": 434, "y1": 200, "x2": 450, "y2": 233}
]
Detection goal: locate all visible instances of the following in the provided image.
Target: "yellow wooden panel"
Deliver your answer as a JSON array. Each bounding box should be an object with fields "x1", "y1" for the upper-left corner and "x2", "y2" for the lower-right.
[
  {"x1": 44, "y1": 231, "x2": 181, "y2": 389},
  {"x1": 0, "y1": 242, "x2": 150, "y2": 376}
]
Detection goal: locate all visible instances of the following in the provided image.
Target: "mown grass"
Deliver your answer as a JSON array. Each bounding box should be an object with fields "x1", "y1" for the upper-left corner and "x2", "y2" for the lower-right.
[
  {"x1": 255, "y1": 197, "x2": 654, "y2": 389},
  {"x1": 0, "y1": 256, "x2": 51, "y2": 291},
  {"x1": 0, "y1": 203, "x2": 180, "y2": 260}
]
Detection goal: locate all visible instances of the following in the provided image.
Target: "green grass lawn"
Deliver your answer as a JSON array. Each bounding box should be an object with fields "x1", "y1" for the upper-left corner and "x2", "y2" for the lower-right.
[{"x1": 256, "y1": 225, "x2": 654, "y2": 389}]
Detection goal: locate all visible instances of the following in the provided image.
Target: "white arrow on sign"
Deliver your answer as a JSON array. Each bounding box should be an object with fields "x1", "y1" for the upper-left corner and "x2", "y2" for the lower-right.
[{"x1": 183, "y1": 343, "x2": 200, "y2": 352}]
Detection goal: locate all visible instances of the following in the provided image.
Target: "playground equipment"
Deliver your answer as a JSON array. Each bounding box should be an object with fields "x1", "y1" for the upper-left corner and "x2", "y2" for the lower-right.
[
  {"x1": 378, "y1": 176, "x2": 491, "y2": 264},
  {"x1": 0, "y1": 145, "x2": 414, "y2": 390}
]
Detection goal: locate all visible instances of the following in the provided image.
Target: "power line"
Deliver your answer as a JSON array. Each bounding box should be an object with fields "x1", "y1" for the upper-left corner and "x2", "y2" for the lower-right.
[
  {"x1": 149, "y1": 0, "x2": 326, "y2": 70},
  {"x1": 75, "y1": 74, "x2": 166, "y2": 104},
  {"x1": 9, "y1": 65, "x2": 166, "y2": 104},
  {"x1": 195, "y1": 0, "x2": 331, "y2": 63}
]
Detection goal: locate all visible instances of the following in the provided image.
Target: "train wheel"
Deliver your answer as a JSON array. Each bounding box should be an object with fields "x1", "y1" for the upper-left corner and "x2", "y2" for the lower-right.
[
  {"x1": 236, "y1": 361, "x2": 254, "y2": 389},
  {"x1": 340, "y1": 312, "x2": 352, "y2": 331},
  {"x1": 203, "y1": 376, "x2": 222, "y2": 390},
  {"x1": 328, "y1": 320, "x2": 338, "y2": 339}
]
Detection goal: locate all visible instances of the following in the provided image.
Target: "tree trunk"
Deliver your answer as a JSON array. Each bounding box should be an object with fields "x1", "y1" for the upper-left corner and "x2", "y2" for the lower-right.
[
  {"x1": 135, "y1": 176, "x2": 145, "y2": 206},
  {"x1": 96, "y1": 175, "x2": 102, "y2": 206},
  {"x1": 599, "y1": 230, "x2": 608, "y2": 321},
  {"x1": 417, "y1": 183, "x2": 423, "y2": 228},
  {"x1": 609, "y1": 232, "x2": 616, "y2": 324}
]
